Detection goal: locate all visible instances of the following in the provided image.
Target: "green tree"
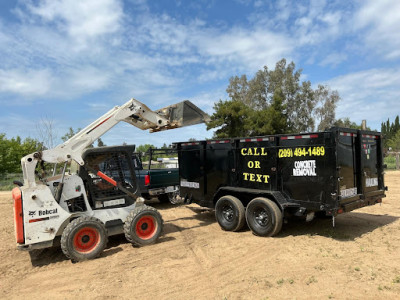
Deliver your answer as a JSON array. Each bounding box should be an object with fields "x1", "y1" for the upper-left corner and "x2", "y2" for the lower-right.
[
  {"x1": 381, "y1": 115, "x2": 400, "y2": 148},
  {"x1": 387, "y1": 130, "x2": 400, "y2": 151},
  {"x1": 315, "y1": 85, "x2": 340, "y2": 131},
  {"x1": 0, "y1": 134, "x2": 41, "y2": 174},
  {"x1": 334, "y1": 118, "x2": 371, "y2": 130},
  {"x1": 97, "y1": 138, "x2": 105, "y2": 147},
  {"x1": 136, "y1": 144, "x2": 155, "y2": 154},
  {"x1": 208, "y1": 58, "x2": 340, "y2": 138},
  {"x1": 61, "y1": 127, "x2": 81, "y2": 142},
  {"x1": 62, "y1": 127, "x2": 104, "y2": 148},
  {"x1": 206, "y1": 100, "x2": 253, "y2": 138},
  {"x1": 250, "y1": 89, "x2": 287, "y2": 136},
  {"x1": 395, "y1": 116, "x2": 400, "y2": 132}
]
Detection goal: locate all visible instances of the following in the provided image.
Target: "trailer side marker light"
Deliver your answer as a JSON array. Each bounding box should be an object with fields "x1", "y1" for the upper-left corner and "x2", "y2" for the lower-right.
[
  {"x1": 29, "y1": 217, "x2": 49, "y2": 223},
  {"x1": 240, "y1": 137, "x2": 270, "y2": 142},
  {"x1": 281, "y1": 134, "x2": 318, "y2": 140},
  {"x1": 337, "y1": 208, "x2": 344, "y2": 214},
  {"x1": 207, "y1": 140, "x2": 230, "y2": 144},
  {"x1": 376, "y1": 199, "x2": 382, "y2": 203},
  {"x1": 362, "y1": 134, "x2": 378, "y2": 139},
  {"x1": 340, "y1": 132, "x2": 357, "y2": 137}
]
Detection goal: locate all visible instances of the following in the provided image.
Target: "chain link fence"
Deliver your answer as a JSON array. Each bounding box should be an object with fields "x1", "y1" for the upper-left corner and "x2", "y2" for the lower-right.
[{"x1": 0, "y1": 173, "x2": 23, "y2": 191}]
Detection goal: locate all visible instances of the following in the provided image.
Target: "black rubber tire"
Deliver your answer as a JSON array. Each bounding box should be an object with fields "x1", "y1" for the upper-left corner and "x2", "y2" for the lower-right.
[
  {"x1": 215, "y1": 195, "x2": 246, "y2": 232},
  {"x1": 61, "y1": 217, "x2": 108, "y2": 262},
  {"x1": 159, "y1": 192, "x2": 181, "y2": 204},
  {"x1": 124, "y1": 205, "x2": 163, "y2": 247},
  {"x1": 246, "y1": 197, "x2": 283, "y2": 237},
  {"x1": 158, "y1": 194, "x2": 169, "y2": 203}
]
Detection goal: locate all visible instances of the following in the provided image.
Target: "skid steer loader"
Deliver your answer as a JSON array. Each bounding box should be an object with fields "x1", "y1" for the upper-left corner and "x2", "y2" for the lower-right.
[{"x1": 12, "y1": 98, "x2": 209, "y2": 262}]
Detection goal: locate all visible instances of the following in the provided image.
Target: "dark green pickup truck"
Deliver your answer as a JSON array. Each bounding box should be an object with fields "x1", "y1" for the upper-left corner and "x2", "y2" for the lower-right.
[{"x1": 133, "y1": 154, "x2": 180, "y2": 203}]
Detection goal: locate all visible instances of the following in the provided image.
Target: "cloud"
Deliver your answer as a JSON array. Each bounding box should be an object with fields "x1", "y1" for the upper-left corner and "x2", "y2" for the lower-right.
[
  {"x1": 325, "y1": 68, "x2": 400, "y2": 129},
  {"x1": 1, "y1": 1, "x2": 297, "y2": 102},
  {"x1": 319, "y1": 52, "x2": 348, "y2": 67},
  {"x1": 1, "y1": 0, "x2": 399, "y2": 144},
  {"x1": 355, "y1": 0, "x2": 400, "y2": 59},
  {"x1": 132, "y1": 13, "x2": 295, "y2": 73},
  {"x1": 197, "y1": 28, "x2": 294, "y2": 71},
  {"x1": 24, "y1": 0, "x2": 123, "y2": 48},
  {"x1": 0, "y1": 68, "x2": 52, "y2": 97}
]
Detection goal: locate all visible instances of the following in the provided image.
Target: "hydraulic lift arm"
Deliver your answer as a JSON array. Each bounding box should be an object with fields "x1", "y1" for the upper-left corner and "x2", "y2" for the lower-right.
[{"x1": 21, "y1": 98, "x2": 209, "y2": 188}]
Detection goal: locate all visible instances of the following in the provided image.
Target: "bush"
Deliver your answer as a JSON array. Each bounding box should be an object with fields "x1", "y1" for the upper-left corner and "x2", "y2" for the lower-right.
[
  {"x1": 384, "y1": 156, "x2": 397, "y2": 170},
  {"x1": 0, "y1": 173, "x2": 23, "y2": 191}
]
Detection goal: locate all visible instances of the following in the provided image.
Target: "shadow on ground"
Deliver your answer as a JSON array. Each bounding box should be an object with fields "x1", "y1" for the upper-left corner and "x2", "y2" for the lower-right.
[
  {"x1": 162, "y1": 206, "x2": 215, "y2": 235},
  {"x1": 29, "y1": 229, "x2": 177, "y2": 267},
  {"x1": 277, "y1": 212, "x2": 399, "y2": 241}
]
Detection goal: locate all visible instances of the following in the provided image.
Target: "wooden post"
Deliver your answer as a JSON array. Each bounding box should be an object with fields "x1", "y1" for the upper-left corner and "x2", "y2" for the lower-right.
[{"x1": 362, "y1": 120, "x2": 367, "y2": 130}]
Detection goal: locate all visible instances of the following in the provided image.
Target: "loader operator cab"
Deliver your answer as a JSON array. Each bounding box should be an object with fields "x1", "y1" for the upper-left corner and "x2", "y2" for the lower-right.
[{"x1": 79, "y1": 145, "x2": 140, "y2": 209}]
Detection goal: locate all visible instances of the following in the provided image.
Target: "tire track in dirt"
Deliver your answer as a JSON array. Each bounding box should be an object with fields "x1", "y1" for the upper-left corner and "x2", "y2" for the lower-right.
[{"x1": 1, "y1": 171, "x2": 400, "y2": 299}]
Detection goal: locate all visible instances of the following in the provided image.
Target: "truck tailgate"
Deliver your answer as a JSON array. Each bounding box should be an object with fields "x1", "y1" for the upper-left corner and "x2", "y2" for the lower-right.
[{"x1": 148, "y1": 169, "x2": 179, "y2": 189}]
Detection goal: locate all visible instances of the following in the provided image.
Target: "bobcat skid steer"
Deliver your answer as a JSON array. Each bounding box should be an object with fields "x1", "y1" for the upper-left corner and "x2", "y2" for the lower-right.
[{"x1": 12, "y1": 98, "x2": 209, "y2": 262}]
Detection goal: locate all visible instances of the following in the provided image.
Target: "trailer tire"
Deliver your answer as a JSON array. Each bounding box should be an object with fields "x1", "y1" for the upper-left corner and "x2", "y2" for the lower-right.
[
  {"x1": 215, "y1": 195, "x2": 246, "y2": 232},
  {"x1": 246, "y1": 197, "x2": 282, "y2": 237},
  {"x1": 61, "y1": 217, "x2": 108, "y2": 262},
  {"x1": 124, "y1": 205, "x2": 163, "y2": 247}
]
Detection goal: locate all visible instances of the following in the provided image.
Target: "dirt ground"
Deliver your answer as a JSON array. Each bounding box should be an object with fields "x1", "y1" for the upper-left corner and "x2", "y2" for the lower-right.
[{"x1": 1, "y1": 172, "x2": 399, "y2": 300}]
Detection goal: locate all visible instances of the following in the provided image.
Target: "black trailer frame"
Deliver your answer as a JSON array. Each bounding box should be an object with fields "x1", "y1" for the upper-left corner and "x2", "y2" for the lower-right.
[{"x1": 174, "y1": 127, "x2": 387, "y2": 236}]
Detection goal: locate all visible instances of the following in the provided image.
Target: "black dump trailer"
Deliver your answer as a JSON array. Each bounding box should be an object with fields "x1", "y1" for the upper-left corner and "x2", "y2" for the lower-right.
[{"x1": 174, "y1": 127, "x2": 387, "y2": 236}]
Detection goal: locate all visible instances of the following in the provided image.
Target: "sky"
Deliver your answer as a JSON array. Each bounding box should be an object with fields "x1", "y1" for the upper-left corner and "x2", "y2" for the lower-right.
[{"x1": 1, "y1": 0, "x2": 400, "y2": 148}]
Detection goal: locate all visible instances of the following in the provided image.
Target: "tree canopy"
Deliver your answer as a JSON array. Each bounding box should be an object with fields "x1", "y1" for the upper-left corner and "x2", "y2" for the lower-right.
[
  {"x1": 334, "y1": 117, "x2": 371, "y2": 130},
  {"x1": 382, "y1": 115, "x2": 400, "y2": 150},
  {"x1": 207, "y1": 58, "x2": 340, "y2": 138},
  {"x1": 0, "y1": 134, "x2": 42, "y2": 174}
]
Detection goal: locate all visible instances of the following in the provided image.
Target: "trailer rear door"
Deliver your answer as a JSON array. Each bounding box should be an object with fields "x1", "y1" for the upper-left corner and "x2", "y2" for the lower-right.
[
  {"x1": 360, "y1": 133, "x2": 381, "y2": 195},
  {"x1": 337, "y1": 131, "x2": 359, "y2": 203},
  {"x1": 177, "y1": 142, "x2": 206, "y2": 200}
]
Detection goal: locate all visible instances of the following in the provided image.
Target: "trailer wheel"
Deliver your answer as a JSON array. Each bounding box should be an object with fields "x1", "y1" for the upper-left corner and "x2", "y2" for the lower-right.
[
  {"x1": 61, "y1": 217, "x2": 108, "y2": 262},
  {"x1": 215, "y1": 195, "x2": 246, "y2": 232},
  {"x1": 124, "y1": 205, "x2": 163, "y2": 247},
  {"x1": 246, "y1": 197, "x2": 282, "y2": 237}
]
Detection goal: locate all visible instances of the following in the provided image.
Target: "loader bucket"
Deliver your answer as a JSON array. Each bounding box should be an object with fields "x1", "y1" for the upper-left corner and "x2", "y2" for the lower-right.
[{"x1": 152, "y1": 100, "x2": 210, "y2": 132}]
